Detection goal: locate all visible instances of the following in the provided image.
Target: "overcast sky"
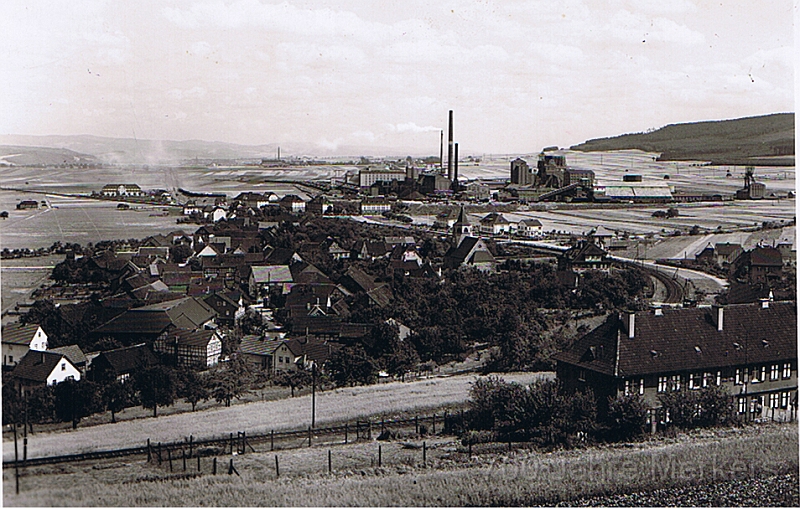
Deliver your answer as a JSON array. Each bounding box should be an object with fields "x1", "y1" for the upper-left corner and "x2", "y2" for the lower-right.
[{"x1": 1, "y1": 1, "x2": 794, "y2": 155}]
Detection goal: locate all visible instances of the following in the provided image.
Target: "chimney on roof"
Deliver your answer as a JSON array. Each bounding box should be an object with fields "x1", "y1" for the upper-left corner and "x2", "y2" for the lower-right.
[
  {"x1": 759, "y1": 297, "x2": 770, "y2": 309},
  {"x1": 651, "y1": 304, "x2": 663, "y2": 316},
  {"x1": 621, "y1": 311, "x2": 635, "y2": 339},
  {"x1": 712, "y1": 304, "x2": 724, "y2": 331}
]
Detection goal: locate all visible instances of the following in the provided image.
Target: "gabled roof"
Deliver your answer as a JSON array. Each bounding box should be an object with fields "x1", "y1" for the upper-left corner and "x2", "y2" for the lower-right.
[
  {"x1": 238, "y1": 334, "x2": 286, "y2": 356},
  {"x1": 553, "y1": 302, "x2": 797, "y2": 378},
  {"x1": 285, "y1": 338, "x2": 338, "y2": 365},
  {"x1": 340, "y1": 268, "x2": 393, "y2": 307},
  {"x1": 251, "y1": 265, "x2": 294, "y2": 284},
  {"x1": 519, "y1": 219, "x2": 542, "y2": 227},
  {"x1": 2, "y1": 323, "x2": 42, "y2": 346},
  {"x1": 11, "y1": 351, "x2": 73, "y2": 383},
  {"x1": 749, "y1": 246, "x2": 783, "y2": 267},
  {"x1": 444, "y1": 236, "x2": 495, "y2": 266},
  {"x1": 265, "y1": 247, "x2": 302, "y2": 265},
  {"x1": 48, "y1": 345, "x2": 87, "y2": 366},
  {"x1": 166, "y1": 328, "x2": 219, "y2": 348},
  {"x1": 715, "y1": 243, "x2": 742, "y2": 256},
  {"x1": 480, "y1": 212, "x2": 510, "y2": 225},
  {"x1": 93, "y1": 297, "x2": 216, "y2": 335},
  {"x1": 94, "y1": 344, "x2": 158, "y2": 375}
]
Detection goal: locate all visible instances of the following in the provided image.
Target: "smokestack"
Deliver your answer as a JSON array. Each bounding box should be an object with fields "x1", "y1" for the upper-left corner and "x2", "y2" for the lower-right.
[
  {"x1": 277, "y1": 147, "x2": 280, "y2": 160},
  {"x1": 454, "y1": 142, "x2": 459, "y2": 186},
  {"x1": 439, "y1": 130, "x2": 444, "y2": 174},
  {"x1": 447, "y1": 110, "x2": 453, "y2": 180}
]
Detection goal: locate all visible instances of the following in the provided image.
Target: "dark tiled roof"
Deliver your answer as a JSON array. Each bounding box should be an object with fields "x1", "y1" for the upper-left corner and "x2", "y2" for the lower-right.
[
  {"x1": 167, "y1": 328, "x2": 218, "y2": 348},
  {"x1": 2, "y1": 323, "x2": 42, "y2": 346},
  {"x1": 239, "y1": 335, "x2": 284, "y2": 356},
  {"x1": 265, "y1": 248, "x2": 300, "y2": 265},
  {"x1": 554, "y1": 301, "x2": 797, "y2": 378},
  {"x1": 94, "y1": 297, "x2": 216, "y2": 334},
  {"x1": 749, "y1": 246, "x2": 783, "y2": 267},
  {"x1": 285, "y1": 338, "x2": 338, "y2": 364},
  {"x1": 95, "y1": 343, "x2": 158, "y2": 375},
  {"x1": 480, "y1": 212, "x2": 510, "y2": 225},
  {"x1": 12, "y1": 351, "x2": 73, "y2": 383},
  {"x1": 715, "y1": 243, "x2": 742, "y2": 256}
]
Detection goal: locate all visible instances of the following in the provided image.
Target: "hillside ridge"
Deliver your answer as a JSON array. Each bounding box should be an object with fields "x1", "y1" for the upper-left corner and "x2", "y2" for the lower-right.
[{"x1": 570, "y1": 113, "x2": 794, "y2": 166}]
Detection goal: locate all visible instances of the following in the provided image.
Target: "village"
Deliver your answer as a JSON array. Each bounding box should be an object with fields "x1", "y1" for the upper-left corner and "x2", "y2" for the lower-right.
[{"x1": 2, "y1": 137, "x2": 797, "y2": 450}]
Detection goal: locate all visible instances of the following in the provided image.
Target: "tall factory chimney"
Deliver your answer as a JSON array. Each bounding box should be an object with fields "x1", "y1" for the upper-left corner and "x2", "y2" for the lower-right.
[
  {"x1": 439, "y1": 130, "x2": 444, "y2": 173},
  {"x1": 447, "y1": 110, "x2": 454, "y2": 180},
  {"x1": 453, "y1": 142, "x2": 459, "y2": 189}
]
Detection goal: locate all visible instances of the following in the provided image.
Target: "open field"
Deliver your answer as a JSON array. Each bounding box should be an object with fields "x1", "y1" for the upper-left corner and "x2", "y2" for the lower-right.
[
  {"x1": 4, "y1": 422, "x2": 796, "y2": 506},
  {"x1": 0, "y1": 254, "x2": 64, "y2": 318},
  {"x1": 2, "y1": 372, "x2": 548, "y2": 461}
]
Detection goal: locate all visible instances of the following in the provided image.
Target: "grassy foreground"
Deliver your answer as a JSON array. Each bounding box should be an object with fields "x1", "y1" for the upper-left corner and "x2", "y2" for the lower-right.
[
  {"x1": 5, "y1": 423, "x2": 797, "y2": 506},
  {"x1": 2, "y1": 372, "x2": 548, "y2": 461}
]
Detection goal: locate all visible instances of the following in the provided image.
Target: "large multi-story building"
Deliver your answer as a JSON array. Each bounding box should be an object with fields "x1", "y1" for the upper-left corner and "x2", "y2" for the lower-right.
[{"x1": 554, "y1": 300, "x2": 797, "y2": 429}]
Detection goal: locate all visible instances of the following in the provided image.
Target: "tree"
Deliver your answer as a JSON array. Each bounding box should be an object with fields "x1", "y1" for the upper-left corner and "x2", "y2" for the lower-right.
[
  {"x1": 170, "y1": 244, "x2": 194, "y2": 264},
  {"x1": 176, "y1": 369, "x2": 210, "y2": 411},
  {"x1": 102, "y1": 379, "x2": 135, "y2": 423},
  {"x1": 135, "y1": 366, "x2": 177, "y2": 417},
  {"x1": 208, "y1": 356, "x2": 253, "y2": 407},
  {"x1": 326, "y1": 345, "x2": 379, "y2": 387},
  {"x1": 54, "y1": 379, "x2": 101, "y2": 429},
  {"x1": 273, "y1": 369, "x2": 313, "y2": 397}
]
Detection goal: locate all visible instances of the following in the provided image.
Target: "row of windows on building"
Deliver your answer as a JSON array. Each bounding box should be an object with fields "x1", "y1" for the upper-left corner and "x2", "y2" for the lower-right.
[
  {"x1": 737, "y1": 392, "x2": 794, "y2": 413},
  {"x1": 620, "y1": 363, "x2": 793, "y2": 396}
]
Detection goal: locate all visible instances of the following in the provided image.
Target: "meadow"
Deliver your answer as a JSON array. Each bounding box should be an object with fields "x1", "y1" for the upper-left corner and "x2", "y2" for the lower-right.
[
  {"x1": 4, "y1": 422, "x2": 796, "y2": 506},
  {"x1": 1, "y1": 372, "x2": 548, "y2": 461}
]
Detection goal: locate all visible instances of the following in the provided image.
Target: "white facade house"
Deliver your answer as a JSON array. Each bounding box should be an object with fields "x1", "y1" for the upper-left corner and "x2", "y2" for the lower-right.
[
  {"x1": 12, "y1": 351, "x2": 81, "y2": 392},
  {"x1": 479, "y1": 212, "x2": 512, "y2": 235},
  {"x1": 518, "y1": 219, "x2": 543, "y2": 238},
  {"x1": 2, "y1": 323, "x2": 48, "y2": 368}
]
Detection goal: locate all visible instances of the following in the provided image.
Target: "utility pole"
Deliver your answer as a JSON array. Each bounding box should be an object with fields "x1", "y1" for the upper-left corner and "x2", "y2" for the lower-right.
[{"x1": 311, "y1": 362, "x2": 317, "y2": 429}]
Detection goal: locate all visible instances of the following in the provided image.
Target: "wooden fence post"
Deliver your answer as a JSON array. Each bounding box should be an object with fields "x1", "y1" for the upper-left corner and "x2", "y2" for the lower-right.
[
  {"x1": 308, "y1": 426, "x2": 312, "y2": 447},
  {"x1": 182, "y1": 448, "x2": 186, "y2": 471},
  {"x1": 378, "y1": 444, "x2": 382, "y2": 467},
  {"x1": 158, "y1": 442, "x2": 162, "y2": 465},
  {"x1": 271, "y1": 430, "x2": 274, "y2": 451},
  {"x1": 197, "y1": 453, "x2": 201, "y2": 472},
  {"x1": 423, "y1": 441, "x2": 427, "y2": 465},
  {"x1": 381, "y1": 418, "x2": 385, "y2": 434},
  {"x1": 432, "y1": 413, "x2": 436, "y2": 434},
  {"x1": 275, "y1": 455, "x2": 280, "y2": 478},
  {"x1": 189, "y1": 435, "x2": 193, "y2": 458},
  {"x1": 345, "y1": 423, "x2": 348, "y2": 444},
  {"x1": 168, "y1": 448, "x2": 173, "y2": 472},
  {"x1": 147, "y1": 438, "x2": 152, "y2": 463},
  {"x1": 213, "y1": 457, "x2": 217, "y2": 475},
  {"x1": 415, "y1": 416, "x2": 419, "y2": 434},
  {"x1": 328, "y1": 449, "x2": 332, "y2": 474}
]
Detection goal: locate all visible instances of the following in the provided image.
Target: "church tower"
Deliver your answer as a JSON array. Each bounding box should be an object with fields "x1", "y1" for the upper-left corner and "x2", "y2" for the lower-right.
[{"x1": 452, "y1": 206, "x2": 473, "y2": 247}]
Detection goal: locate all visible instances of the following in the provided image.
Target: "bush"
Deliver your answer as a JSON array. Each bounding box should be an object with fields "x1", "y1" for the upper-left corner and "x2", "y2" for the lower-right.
[
  {"x1": 659, "y1": 386, "x2": 735, "y2": 430},
  {"x1": 605, "y1": 393, "x2": 648, "y2": 442}
]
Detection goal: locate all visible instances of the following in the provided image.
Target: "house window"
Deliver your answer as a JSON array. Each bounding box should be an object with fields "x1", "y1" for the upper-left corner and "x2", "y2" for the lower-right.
[
  {"x1": 735, "y1": 368, "x2": 742, "y2": 385},
  {"x1": 770, "y1": 364, "x2": 779, "y2": 381},
  {"x1": 689, "y1": 373, "x2": 699, "y2": 389},
  {"x1": 578, "y1": 369, "x2": 586, "y2": 382},
  {"x1": 702, "y1": 372, "x2": 711, "y2": 388},
  {"x1": 639, "y1": 378, "x2": 645, "y2": 395},
  {"x1": 769, "y1": 393, "x2": 780, "y2": 409},
  {"x1": 737, "y1": 397, "x2": 746, "y2": 414},
  {"x1": 658, "y1": 376, "x2": 668, "y2": 393},
  {"x1": 781, "y1": 392, "x2": 789, "y2": 409},
  {"x1": 783, "y1": 363, "x2": 792, "y2": 379},
  {"x1": 751, "y1": 368, "x2": 761, "y2": 384},
  {"x1": 278, "y1": 357, "x2": 283, "y2": 363},
  {"x1": 760, "y1": 366, "x2": 767, "y2": 382},
  {"x1": 716, "y1": 371, "x2": 721, "y2": 386},
  {"x1": 624, "y1": 380, "x2": 631, "y2": 396},
  {"x1": 670, "y1": 374, "x2": 681, "y2": 392},
  {"x1": 8, "y1": 356, "x2": 12, "y2": 364},
  {"x1": 61, "y1": 362, "x2": 66, "y2": 371}
]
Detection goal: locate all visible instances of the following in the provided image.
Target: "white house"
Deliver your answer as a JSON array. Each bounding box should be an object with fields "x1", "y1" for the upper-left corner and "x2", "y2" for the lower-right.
[
  {"x1": 2, "y1": 322, "x2": 48, "y2": 368},
  {"x1": 479, "y1": 212, "x2": 512, "y2": 235},
  {"x1": 12, "y1": 351, "x2": 81, "y2": 393},
  {"x1": 518, "y1": 219, "x2": 543, "y2": 238},
  {"x1": 360, "y1": 198, "x2": 392, "y2": 214}
]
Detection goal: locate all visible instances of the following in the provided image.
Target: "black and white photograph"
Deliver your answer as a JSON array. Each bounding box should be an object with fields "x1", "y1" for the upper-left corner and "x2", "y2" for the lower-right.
[{"x1": 1, "y1": 0, "x2": 796, "y2": 506}]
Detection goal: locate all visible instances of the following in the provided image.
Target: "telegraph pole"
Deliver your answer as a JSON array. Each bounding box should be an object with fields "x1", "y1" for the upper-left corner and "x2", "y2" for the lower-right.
[{"x1": 311, "y1": 362, "x2": 317, "y2": 429}]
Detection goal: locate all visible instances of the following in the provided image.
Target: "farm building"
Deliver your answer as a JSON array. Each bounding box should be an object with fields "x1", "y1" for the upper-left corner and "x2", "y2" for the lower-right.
[
  {"x1": 2, "y1": 322, "x2": 48, "y2": 369},
  {"x1": 279, "y1": 195, "x2": 306, "y2": 213},
  {"x1": 89, "y1": 343, "x2": 159, "y2": 383},
  {"x1": 47, "y1": 345, "x2": 88, "y2": 376},
  {"x1": 360, "y1": 197, "x2": 392, "y2": 215},
  {"x1": 554, "y1": 300, "x2": 798, "y2": 428},
  {"x1": 16, "y1": 200, "x2": 39, "y2": 209},
  {"x1": 203, "y1": 291, "x2": 246, "y2": 327},
  {"x1": 9, "y1": 351, "x2": 81, "y2": 394},
  {"x1": 153, "y1": 328, "x2": 223, "y2": 368},
  {"x1": 239, "y1": 334, "x2": 293, "y2": 371},
  {"x1": 558, "y1": 239, "x2": 611, "y2": 273},
  {"x1": 101, "y1": 184, "x2": 144, "y2": 197},
  {"x1": 249, "y1": 265, "x2": 294, "y2": 297}
]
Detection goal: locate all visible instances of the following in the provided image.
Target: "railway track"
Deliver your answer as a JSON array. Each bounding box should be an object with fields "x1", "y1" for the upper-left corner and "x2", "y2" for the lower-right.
[{"x1": 637, "y1": 264, "x2": 684, "y2": 303}]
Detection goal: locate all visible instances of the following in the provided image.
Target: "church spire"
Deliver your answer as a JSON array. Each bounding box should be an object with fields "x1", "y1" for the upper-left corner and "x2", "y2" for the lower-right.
[{"x1": 452, "y1": 206, "x2": 472, "y2": 247}]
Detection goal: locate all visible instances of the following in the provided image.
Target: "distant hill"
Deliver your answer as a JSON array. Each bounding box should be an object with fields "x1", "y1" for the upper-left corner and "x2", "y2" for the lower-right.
[
  {"x1": 0, "y1": 145, "x2": 98, "y2": 167},
  {"x1": 0, "y1": 135, "x2": 428, "y2": 165},
  {"x1": 570, "y1": 113, "x2": 794, "y2": 166}
]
